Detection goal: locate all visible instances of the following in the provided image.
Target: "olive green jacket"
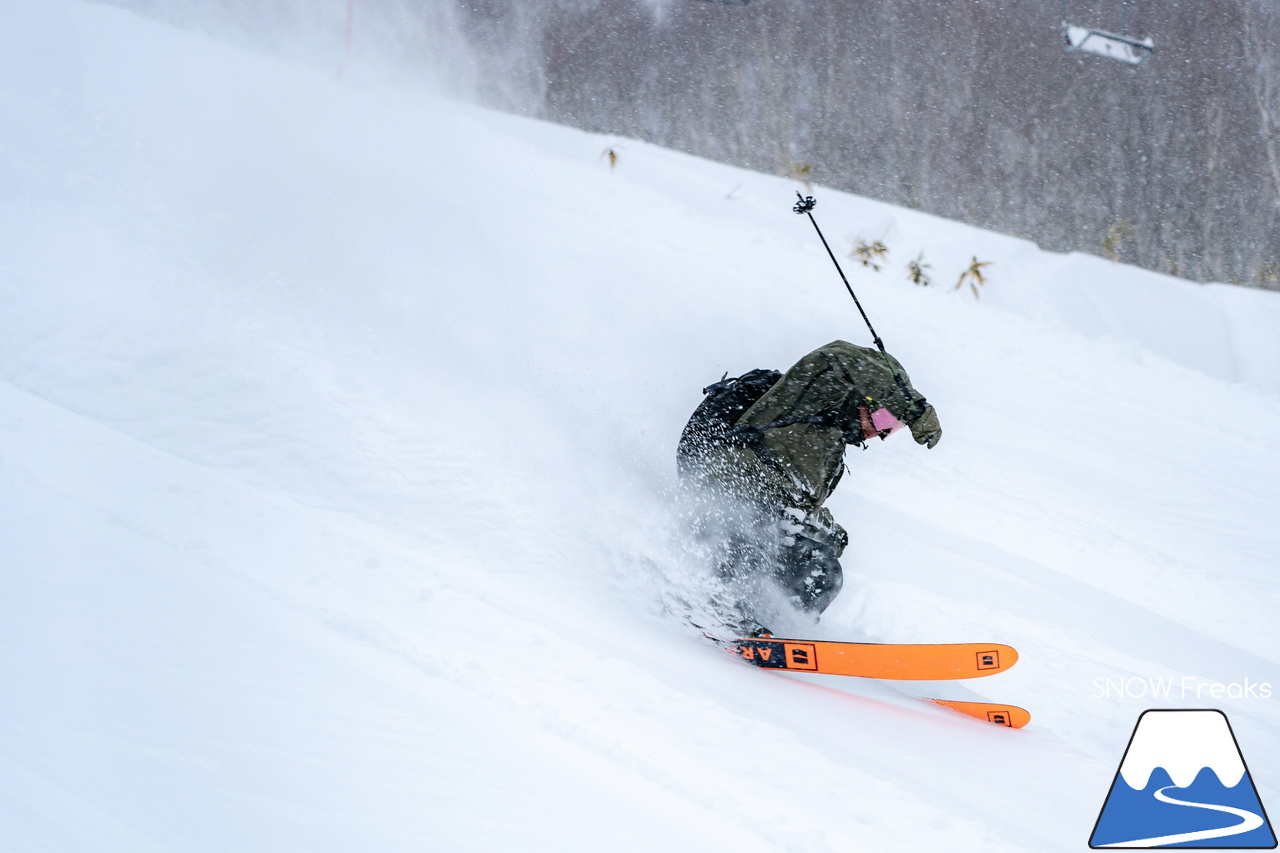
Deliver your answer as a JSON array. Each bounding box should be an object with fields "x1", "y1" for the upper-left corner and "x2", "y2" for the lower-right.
[{"x1": 699, "y1": 340, "x2": 940, "y2": 512}]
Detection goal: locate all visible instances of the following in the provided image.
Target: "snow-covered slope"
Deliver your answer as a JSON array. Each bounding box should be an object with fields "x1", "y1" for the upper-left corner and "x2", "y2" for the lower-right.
[{"x1": 2, "y1": 2, "x2": 1279, "y2": 851}]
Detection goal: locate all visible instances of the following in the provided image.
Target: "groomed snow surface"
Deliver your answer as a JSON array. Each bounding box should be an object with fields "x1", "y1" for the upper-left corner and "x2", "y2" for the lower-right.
[{"x1": 3, "y1": 2, "x2": 1279, "y2": 850}]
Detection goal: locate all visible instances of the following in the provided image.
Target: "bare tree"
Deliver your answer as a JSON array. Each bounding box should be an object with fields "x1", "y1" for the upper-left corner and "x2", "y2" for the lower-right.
[{"x1": 1243, "y1": 1, "x2": 1280, "y2": 216}]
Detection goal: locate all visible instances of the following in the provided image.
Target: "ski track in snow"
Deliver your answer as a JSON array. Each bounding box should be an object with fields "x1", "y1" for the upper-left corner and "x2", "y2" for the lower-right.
[{"x1": 2, "y1": 1, "x2": 1279, "y2": 851}]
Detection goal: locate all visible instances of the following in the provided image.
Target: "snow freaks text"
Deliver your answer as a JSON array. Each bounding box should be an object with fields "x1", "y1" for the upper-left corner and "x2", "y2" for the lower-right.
[{"x1": 1093, "y1": 677, "x2": 1273, "y2": 701}]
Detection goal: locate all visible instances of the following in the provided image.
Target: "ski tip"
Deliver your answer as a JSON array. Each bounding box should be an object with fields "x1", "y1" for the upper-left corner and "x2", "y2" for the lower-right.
[
  {"x1": 965, "y1": 644, "x2": 1019, "y2": 677},
  {"x1": 928, "y1": 699, "x2": 1031, "y2": 729},
  {"x1": 970, "y1": 643, "x2": 1018, "y2": 675}
]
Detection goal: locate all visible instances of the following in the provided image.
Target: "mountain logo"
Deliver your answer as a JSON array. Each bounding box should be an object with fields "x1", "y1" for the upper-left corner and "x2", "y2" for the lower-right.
[{"x1": 1090, "y1": 709, "x2": 1276, "y2": 848}]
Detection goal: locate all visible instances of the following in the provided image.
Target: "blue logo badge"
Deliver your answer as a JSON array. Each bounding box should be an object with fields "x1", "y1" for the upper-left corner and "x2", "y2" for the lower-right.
[{"x1": 1090, "y1": 709, "x2": 1276, "y2": 848}]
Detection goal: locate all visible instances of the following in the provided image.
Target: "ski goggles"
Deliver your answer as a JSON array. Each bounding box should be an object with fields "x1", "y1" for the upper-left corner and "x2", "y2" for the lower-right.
[{"x1": 869, "y1": 407, "x2": 906, "y2": 438}]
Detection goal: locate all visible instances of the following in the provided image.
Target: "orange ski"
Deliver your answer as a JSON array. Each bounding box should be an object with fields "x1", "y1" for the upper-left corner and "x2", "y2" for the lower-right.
[
  {"x1": 732, "y1": 638, "x2": 1018, "y2": 680},
  {"x1": 928, "y1": 699, "x2": 1031, "y2": 728}
]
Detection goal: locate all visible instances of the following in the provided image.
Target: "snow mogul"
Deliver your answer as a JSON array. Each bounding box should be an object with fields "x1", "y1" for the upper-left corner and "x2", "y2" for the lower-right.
[{"x1": 677, "y1": 339, "x2": 942, "y2": 636}]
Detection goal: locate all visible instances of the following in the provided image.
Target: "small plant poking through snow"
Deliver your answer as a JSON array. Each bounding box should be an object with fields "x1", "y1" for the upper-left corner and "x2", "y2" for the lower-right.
[
  {"x1": 906, "y1": 252, "x2": 932, "y2": 286},
  {"x1": 1259, "y1": 260, "x2": 1280, "y2": 288},
  {"x1": 784, "y1": 160, "x2": 814, "y2": 190},
  {"x1": 955, "y1": 257, "x2": 992, "y2": 298},
  {"x1": 852, "y1": 238, "x2": 889, "y2": 271},
  {"x1": 1102, "y1": 219, "x2": 1135, "y2": 261}
]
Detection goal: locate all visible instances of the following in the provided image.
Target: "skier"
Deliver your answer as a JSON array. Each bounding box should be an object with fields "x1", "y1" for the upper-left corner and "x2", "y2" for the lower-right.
[{"x1": 677, "y1": 339, "x2": 941, "y2": 636}]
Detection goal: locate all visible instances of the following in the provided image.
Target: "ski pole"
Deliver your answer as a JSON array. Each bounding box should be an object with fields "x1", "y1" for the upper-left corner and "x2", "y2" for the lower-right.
[
  {"x1": 792, "y1": 192, "x2": 923, "y2": 411},
  {"x1": 792, "y1": 193, "x2": 888, "y2": 355}
]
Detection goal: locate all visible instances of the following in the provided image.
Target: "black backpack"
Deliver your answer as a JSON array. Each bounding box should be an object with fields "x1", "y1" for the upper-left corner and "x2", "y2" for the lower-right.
[{"x1": 677, "y1": 368, "x2": 782, "y2": 477}]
